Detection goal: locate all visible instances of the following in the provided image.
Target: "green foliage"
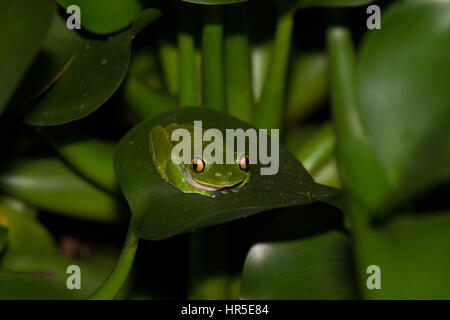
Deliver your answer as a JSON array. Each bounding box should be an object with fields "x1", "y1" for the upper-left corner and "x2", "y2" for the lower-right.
[
  {"x1": 0, "y1": 203, "x2": 58, "y2": 256},
  {"x1": 0, "y1": 0, "x2": 448, "y2": 301},
  {"x1": 356, "y1": 0, "x2": 450, "y2": 212},
  {"x1": 241, "y1": 204, "x2": 357, "y2": 299},
  {"x1": 114, "y1": 107, "x2": 339, "y2": 240},
  {"x1": 224, "y1": 4, "x2": 253, "y2": 122},
  {"x1": 0, "y1": 0, "x2": 54, "y2": 114},
  {"x1": 17, "y1": 11, "x2": 160, "y2": 126},
  {"x1": 0, "y1": 200, "x2": 125, "y2": 299},
  {"x1": 0, "y1": 272, "x2": 77, "y2": 300},
  {"x1": 285, "y1": 52, "x2": 329, "y2": 126},
  {"x1": 0, "y1": 158, "x2": 123, "y2": 222},
  {"x1": 123, "y1": 76, "x2": 178, "y2": 120},
  {"x1": 355, "y1": 209, "x2": 450, "y2": 299},
  {"x1": 57, "y1": 0, "x2": 143, "y2": 34},
  {"x1": 23, "y1": 30, "x2": 132, "y2": 125},
  {"x1": 45, "y1": 127, "x2": 118, "y2": 192},
  {"x1": 327, "y1": 0, "x2": 450, "y2": 299},
  {"x1": 275, "y1": 0, "x2": 375, "y2": 13},
  {"x1": 8, "y1": 16, "x2": 81, "y2": 109}
]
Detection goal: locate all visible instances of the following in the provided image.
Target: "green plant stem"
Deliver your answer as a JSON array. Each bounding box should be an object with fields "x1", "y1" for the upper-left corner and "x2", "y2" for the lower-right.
[
  {"x1": 328, "y1": 25, "x2": 391, "y2": 213},
  {"x1": 252, "y1": 42, "x2": 272, "y2": 104},
  {"x1": 326, "y1": 25, "x2": 362, "y2": 220},
  {"x1": 254, "y1": 10, "x2": 294, "y2": 129},
  {"x1": 89, "y1": 223, "x2": 139, "y2": 300},
  {"x1": 178, "y1": 11, "x2": 197, "y2": 106},
  {"x1": 326, "y1": 26, "x2": 364, "y2": 140},
  {"x1": 124, "y1": 75, "x2": 177, "y2": 120},
  {"x1": 224, "y1": 3, "x2": 253, "y2": 122},
  {"x1": 313, "y1": 157, "x2": 340, "y2": 188},
  {"x1": 297, "y1": 123, "x2": 336, "y2": 175},
  {"x1": 157, "y1": 39, "x2": 179, "y2": 97},
  {"x1": 202, "y1": 6, "x2": 225, "y2": 110},
  {"x1": 327, "y1": 25, "x2": 375, "y2": 293},
  {"x1": 188, "y1": 6, "x2": 234, "y2": 291},
  {"x1": 345, "y1": 199, "x2": 378, "y2": 298}
]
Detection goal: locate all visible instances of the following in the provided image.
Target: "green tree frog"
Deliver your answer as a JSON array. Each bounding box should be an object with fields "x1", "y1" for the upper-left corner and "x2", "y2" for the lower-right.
[{"x1": 149, "y1": 123, "x2": 250, "y2": 197}]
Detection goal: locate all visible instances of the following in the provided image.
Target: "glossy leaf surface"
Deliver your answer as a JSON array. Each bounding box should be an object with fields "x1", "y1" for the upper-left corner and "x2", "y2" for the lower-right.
[
  {"x1": 356, "y1": 0, "x2": 450, "y2": 210},
  {"x1": 240, "y1": 204, "x2": 356, "y2": 299},
  {"x1": 0, "y1": 272, "x2": 76, "y2": 300},
  {"x1": 57, "y1": 0, "x2": 143, "y2": 34},
  {"x1": 0, "y1": 158, "x2": 122, "y2": 222},
  {"x1": 0, "y1": 0, "x2": 54, "y2": 113},
  {"x1": 114, "y1": 108, "x2": 340, "y2": 240},
  {"x1": 23, "y1": 10, "x2": 160, "y2": 126}
]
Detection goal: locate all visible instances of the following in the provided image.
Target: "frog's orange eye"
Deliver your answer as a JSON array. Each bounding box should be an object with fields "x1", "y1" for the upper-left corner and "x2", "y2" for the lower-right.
[
  {"x1": 239, "y1": 154, "x2": 249, "y2": 171},
  {"x1": 191, "y1": 157, "x2": 205, "y2": 173}
]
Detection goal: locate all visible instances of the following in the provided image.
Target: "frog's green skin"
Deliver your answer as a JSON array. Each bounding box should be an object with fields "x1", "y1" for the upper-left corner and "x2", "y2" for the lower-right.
[{"x1": 149, "y1": 123, "x2": 250, "y2": 197}]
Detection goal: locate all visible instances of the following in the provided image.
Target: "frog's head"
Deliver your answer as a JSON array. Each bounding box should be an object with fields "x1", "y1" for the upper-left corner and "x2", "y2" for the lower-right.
[{"x1": 180, "y1": 152, "x2": 250, "y2": 193}]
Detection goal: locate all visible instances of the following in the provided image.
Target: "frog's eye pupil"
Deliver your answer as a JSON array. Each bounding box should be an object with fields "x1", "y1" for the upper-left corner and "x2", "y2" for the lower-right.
[
  {"x1": 239, "y1": 154, "x2": 249, "y2": 171},
  {"x1": 191, "y1": 157, "x2": 205, "y2": 173}
]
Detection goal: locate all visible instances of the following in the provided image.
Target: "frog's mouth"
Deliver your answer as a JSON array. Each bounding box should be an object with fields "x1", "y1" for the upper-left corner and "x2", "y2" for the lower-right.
[{"x1": 178, "y1": 164, "x2": 243, "y2": 194}]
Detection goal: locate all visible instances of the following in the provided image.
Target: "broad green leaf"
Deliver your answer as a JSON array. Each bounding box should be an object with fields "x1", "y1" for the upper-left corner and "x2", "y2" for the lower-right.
[
  {"x1": 240, "y1": 203, "x2": 357, "y2": 299},
  {"x1": 0, "y1": 203, "x2": 94, "y2": 298},
  {"x1": 57, "y1": 0, "x2": 143, "y2": 34},
  {"x1": 23, "y1": 30, "x2": 131, "y2": 126},
  {"x1": 182, "y1": 0, "x2": 248, "y2": 4},
  {"x1": 114, "y1": 107, "x2": 340, "y2": 240},
  {"x1": 189, "y1": 214, "x2": 282, "y2": 300},
  {"x1": 356, "y1": 0, "x2": 450, "y2": 210},
  {"x1": 22, "y1": 10, "x2": 160, "y2": 126},
  {"x1": 0, "y1": 272, "x2": 76, "y2": 300},
  {"x1": 0, "y1": 158, "x2": 123, "y2": 222},
  {"x1": 327, "y1": 26, "x2": 392, "y2": 214},
  {"x1": 0, "y1": 201, "x2": 122, "y2": 299},
  {"x1": 354, "y1": 209, "x2": 450, "y2": 299},
  {"x1": 275, "y1": 0, "x2": 375, "y2": 13},
  {"x1": 45, "y1": 127, "x2": 118, "y2": 192},
  {"x1": 8, "y1": 16, "x2": 80, "y2": 109},
  {"x1": 0, "y1": 202, "x2": 58, "y2": 257},
  {"x1": 0, "y1": 0, "x2": 54, "y2": 114},
  {"x1": 0, "y1": 195, "x2": 38, "y2": 220},
  {"x1": 2, "y1": 252, "x2": 118, "y2": 299}
]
